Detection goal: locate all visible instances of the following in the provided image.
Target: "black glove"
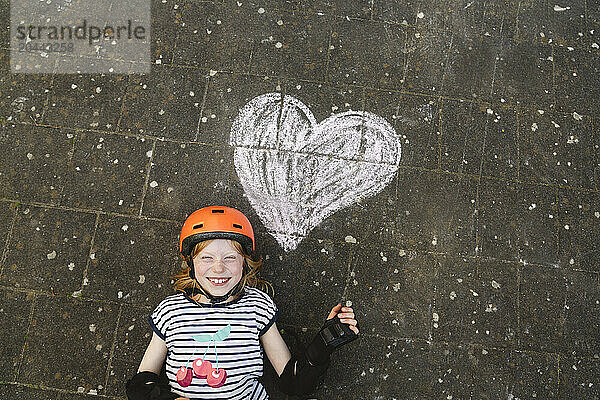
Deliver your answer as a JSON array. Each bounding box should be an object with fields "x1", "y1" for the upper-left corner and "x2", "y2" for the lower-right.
[{"x1": 125, "y1": 371, "x2": 178, "y2": 400}]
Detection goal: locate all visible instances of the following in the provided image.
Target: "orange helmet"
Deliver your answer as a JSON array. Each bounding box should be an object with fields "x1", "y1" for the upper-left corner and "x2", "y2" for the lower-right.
[{"x1": 179, "y1": 206, "x2": 255, "y2": 258}]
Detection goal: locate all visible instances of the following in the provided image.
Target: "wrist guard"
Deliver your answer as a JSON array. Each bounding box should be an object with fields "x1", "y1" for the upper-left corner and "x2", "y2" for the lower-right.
[
  {"x1": 125, "y1": 371, "x2": 178, "y2": 400},
  {"x1": 306, "y1": 317, "x2": 359, "y2": 366}
]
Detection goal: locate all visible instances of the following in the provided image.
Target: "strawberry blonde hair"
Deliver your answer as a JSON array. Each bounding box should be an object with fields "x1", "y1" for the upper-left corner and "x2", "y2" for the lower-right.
[{"x1": 173, "y1": 239, "x2": 273, "y2": 298}]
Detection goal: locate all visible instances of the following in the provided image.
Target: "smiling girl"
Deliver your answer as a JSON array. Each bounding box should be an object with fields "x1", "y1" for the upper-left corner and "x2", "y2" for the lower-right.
[{"x1": 126, "y1": 206, "x2": 359, "y2": 400}]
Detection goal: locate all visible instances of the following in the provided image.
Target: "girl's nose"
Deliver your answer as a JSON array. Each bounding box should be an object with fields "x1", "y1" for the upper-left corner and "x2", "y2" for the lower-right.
[{"x1": 212, "y1": 260, "x2": 226, "y2": 272}]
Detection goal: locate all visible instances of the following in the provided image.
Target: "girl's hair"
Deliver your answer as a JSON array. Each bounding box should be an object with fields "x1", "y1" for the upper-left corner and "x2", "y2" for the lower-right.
[{"x1": 173, "y1": 239, "x2": 273, "y2": 298}]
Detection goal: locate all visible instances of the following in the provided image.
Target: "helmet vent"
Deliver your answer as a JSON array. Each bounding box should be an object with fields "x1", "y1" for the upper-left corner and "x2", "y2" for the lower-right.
[
  {"x1": 193, "y1": 223, "x2": 204, "y2": 229},
  {"x1": 212, "y1": 209, "x2": 225, "y2": 213},
  {"x1": 232, "y1": 223, "x2": 243, "y2": 229}
]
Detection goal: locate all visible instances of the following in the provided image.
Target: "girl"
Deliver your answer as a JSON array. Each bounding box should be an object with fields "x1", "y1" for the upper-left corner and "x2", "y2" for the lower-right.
[{"x1": 126, "y1": 206, "x2": 359, "y2": 400}]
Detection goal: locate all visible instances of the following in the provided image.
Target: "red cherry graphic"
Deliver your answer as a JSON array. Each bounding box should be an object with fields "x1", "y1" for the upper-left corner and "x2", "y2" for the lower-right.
[
  {"x1": 206, "y1": 368, "x2": 227, "y2": 388},
  {"x1": 176, "y1": 366, "x2": 193, "y2": 387},
  {"x1": 192, "y1": 358, "x2": 213, "y2": 378}
]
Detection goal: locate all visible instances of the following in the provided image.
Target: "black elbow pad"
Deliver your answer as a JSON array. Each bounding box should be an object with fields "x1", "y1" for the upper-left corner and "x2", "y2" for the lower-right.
[
  {"x1": 125, "y1": 371, "x2": 178, "y2": 400},
  {"x1": 278, "y1": 317, "x2": 358, "y2": 395},
  {"x1": 278, "y1": 355, "x2": 329, "y2": 396}
]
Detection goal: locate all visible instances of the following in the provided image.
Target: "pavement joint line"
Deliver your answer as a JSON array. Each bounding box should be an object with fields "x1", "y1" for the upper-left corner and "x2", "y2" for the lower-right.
[
  {"x1": 0, "y1": 198, "x2": 180, "y2": 224},
  {"x1": 193, "y1": 74, "x2": 210, "y2": 141},
  {"x1": 515, "y1": 105, "x2": 522, "y2": 181},
  {"x1": 57, "y1": 128, "x2": 81, "y2": 206},
  {"x1": 516, "y1": 260, "x2": 522, "y2": 348},
  {"x1": 0, "y1": 283, "x2": 155, "y2": 309},
  {"x1": 340, "y1": 245, "x2": 355, "y2": 303},
  {"x1": 0, "y1": 202, "x2": 18, "y2": 278},
  {"x1": 12, "y1": 295, "x2": 37, "y2": 383},
  {"x1": 114, "y1": 73, "x2": 131, "y2": 134},
  {"x1": 0, "y1": 380, "x2": 124, "y2": 399},
  {"x1": 1, "y1": 281, "x2": 599, "y2": 363},
  {"x1": 104, "y1": 304, "x2": 124, "y2": 395},
  {"x1": 277, "y1": 322, "x2": 600, "y2": 361},
  {"x1": 436, "y1": 96, "x2": 444, "y2": 170},
  {"x1": 78, "y1": 212, "x2": 101, "y2": 296},
  {"x1": 2, "y1": 62, "x2": 596, "y2": 121},
  {"x1": 138, "y1": 138, "x2": 157, "y2": 217},
  {"x1": 323, "y1": 19, "x2": 333, "y2": 85}
]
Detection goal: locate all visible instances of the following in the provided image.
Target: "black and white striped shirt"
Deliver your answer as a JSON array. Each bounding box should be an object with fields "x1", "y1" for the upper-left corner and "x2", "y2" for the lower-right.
[{"x1": 149, "y1": 287, "x2": 280, "y2": 399}]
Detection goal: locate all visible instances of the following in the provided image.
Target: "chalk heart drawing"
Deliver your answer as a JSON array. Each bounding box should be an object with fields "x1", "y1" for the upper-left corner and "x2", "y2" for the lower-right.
[{"x1": 230, "y1": 93, "x2": 401, "y2": 252}]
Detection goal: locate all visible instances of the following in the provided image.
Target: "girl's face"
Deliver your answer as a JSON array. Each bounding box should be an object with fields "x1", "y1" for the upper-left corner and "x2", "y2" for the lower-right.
[{"x1": 193, "y1": 239, "x2": 244, "y2": 300}]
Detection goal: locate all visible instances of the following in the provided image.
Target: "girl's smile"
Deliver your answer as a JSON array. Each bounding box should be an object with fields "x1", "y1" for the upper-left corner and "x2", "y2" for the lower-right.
[
  {"x1": 207, "y1": 277, "x2": 231, "y2": 286},
  {"x1": 193, "y1": 239, "x2": 244, "y2": 300}
]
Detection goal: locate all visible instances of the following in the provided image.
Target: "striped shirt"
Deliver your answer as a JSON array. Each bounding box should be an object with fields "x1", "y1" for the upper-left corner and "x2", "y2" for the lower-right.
[{"x1": 149, "y1": 287, "x2": 280, "y2": 399}]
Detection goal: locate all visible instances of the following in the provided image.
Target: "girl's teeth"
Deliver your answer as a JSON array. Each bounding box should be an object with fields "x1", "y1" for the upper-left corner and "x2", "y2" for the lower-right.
[{"x1": 210, "y1": 278, "x2": 229, "y2": 284}]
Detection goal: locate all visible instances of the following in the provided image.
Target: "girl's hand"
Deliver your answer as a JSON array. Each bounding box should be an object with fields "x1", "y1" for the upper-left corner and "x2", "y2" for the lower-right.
[{"x1": 326, "y1": 303, "x2": 359, "y2": 334}]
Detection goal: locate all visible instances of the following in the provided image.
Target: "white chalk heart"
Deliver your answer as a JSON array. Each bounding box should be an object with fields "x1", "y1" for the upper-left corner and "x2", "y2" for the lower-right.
[{"x1": 230, "y1": 93, "x2": 401, "y2": 251}]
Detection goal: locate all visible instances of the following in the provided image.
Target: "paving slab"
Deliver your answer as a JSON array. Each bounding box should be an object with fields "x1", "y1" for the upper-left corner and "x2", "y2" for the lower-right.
[
  {"x1": 314, "y1": 336, "x2": 388, "y2": 399},
  {"x1": 0, "y1": 200, "x2": 16, "y2": 257},
  {"x1": 345, "y1": 248, "x2": 434, "y2": 339},
  {"x1": 491, "y1": 40, "x2": 554, "y2": 108},
  {"x1": 329, "y1": 18, "x2": 408, "y2": 89},
  {"x1": 150, "y1": 0, "x2": 185, "y2": 65},
  {"x1": 554, "y1": 45, "x2": 600, "y2": 115},
  {"x1": 518, "y1": 108, "x2": 596, "y2": 190},
  {"x1": 467, "y1": 346, "x2": 559, "y2": 399},
  {"x1": 477, "y1": 179, "x2": 559, "y2": 265},
  {"x1": 119, "y1": 65, "x2": 207, "y2": 140},
  {"x1": 0, "y1": 384, "x2": 58, "y2": 400},
  {"x1": 373, "y1": 0, "x2": 448, "y2": 28},
  {"x1": 245, "y1": 7, "x2": 331, "y2": 80},
  {"x1": 433, "y1": 256, "x2": 519, "y2": 347},
  {"x1": 403, "y1": 27, "x2": 446, "y2": 95},
  {"x1": 519, "y1": 264, "x2": 567, "y2": 353},
  {"x1": 43, "y1": 74, "x2": 128, "y2": 131},
  {"x1": 364, "y1": 90, "x2": 439, "y2": 170},
  {"x1": 395, "y1": 169, "x2": 477, "y2": 255},
  {"x1": 284, "y1": 79, "x2": 364, "y2": 125},
  {"x1": 174, "y1": 1, "x2": 253, "y2": 71},
  {"x1": 441, "y1": 32, "x2": 498, "y2": 101},
  {"x1": 308, "y1": 171, "x2": 399, "y2": 248},
  {"x1": 0, "y1": 289, "x2": 34, "y2": 382},
  {"x1": 200, "y1": 72, "x2": 282, "y2": 145},
  {"x1": 106, "y1": 304, "x2": 153, "y2": 396},
  {"x1": 0, "y1": 0, "x2": 8, "y2": 48},
  {"x1": 19, "y1": 295, "x2": 119, "y2": 394},
  {"x1": 1, "y1": 206, "x2": 96, "y2": 295},
  {"x1": 61, "y1": 131, "x2": 154, "y2": 214},
  {"x1": 82, "y1": 214, "x2": 180, "y2": 305},
  {"x1": 262, "y1": 236, "x2": 351, "y2": 328},
  {"x1": 141, "y1": 140, "x2": 231, "y2": 220},
  {"x1": 440, "y1": 99, "x2": 518, "y2": 179},
  {"x1": 0, "y1": 50, "x2": 51, "y2": 125},
  {"x1": 558, "y1": 357, "x2": 600, "y2": 400},
  {"x1": 0, "y1": 124, "x2": 71, "y2": 204},
  {"x1": 514, "y1": 0, "x2": 552, "y2": 44},
  {"x1": 558, "y1": 188, "x2": 600, "y2": 272},
  {"x1": 563, "y1": 270, "x2": 600, "y2": 357}
]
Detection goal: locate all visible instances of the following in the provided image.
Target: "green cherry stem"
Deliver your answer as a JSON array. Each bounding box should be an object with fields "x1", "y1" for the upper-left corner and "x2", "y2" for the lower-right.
[
  {"x1": 184, "y1": 347, "x2": 198, "y2": 369},
  {"x1": 214, "y1": 339, "x2": 219, "y2": 371}
]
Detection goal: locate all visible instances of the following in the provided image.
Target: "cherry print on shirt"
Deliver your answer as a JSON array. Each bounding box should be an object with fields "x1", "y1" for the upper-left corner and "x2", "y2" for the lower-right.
[{"x1": 177, "y1": 324, "x2": 231, "y2": 388}]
